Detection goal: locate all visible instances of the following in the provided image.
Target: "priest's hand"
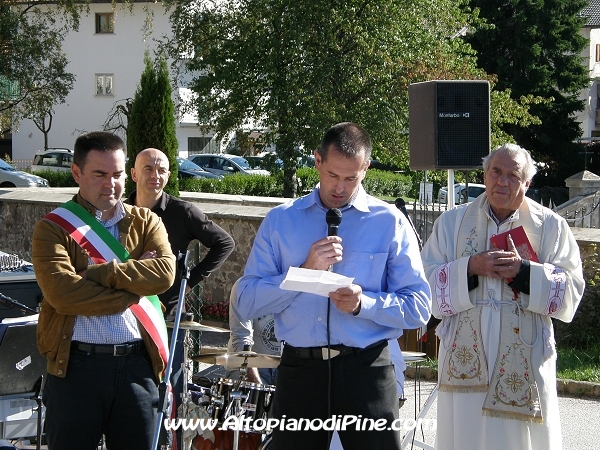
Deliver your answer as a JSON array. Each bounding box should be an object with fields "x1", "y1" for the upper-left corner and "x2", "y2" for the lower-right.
[{"x1": 468, "y1": 234, "x2": 521, "y2": 279}]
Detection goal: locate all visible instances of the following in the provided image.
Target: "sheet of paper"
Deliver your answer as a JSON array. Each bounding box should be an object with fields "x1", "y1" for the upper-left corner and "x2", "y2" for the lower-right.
[{"x1": 279, "y1": 267, "x2": 354, "y2": 297}]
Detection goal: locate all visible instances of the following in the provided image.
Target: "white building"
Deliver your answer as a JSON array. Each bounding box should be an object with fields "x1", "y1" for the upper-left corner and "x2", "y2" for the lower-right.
[
  {"x1": 576, "y1": 1, "x2": 600, "y2": 142},
  {"x1": 12, "y1": 2, "x2": 600, "y2": 162},
  {"x1": 11, "y1": 1, "x2": 218, "y2": 162}
]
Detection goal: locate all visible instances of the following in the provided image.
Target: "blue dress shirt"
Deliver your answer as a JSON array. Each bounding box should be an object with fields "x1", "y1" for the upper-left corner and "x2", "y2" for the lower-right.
[{"x1": 237, "y1": 186, "x2": 432, "y2": 348}]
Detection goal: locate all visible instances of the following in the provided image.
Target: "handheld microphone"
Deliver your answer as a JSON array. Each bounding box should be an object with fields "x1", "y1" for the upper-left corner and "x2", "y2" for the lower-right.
[
  {"x1": 325, "y1": 209, "x2": 342, "y2": 272},
  {"x1": 395, "y1": 198, "x2": 423, "y2": 250},
  {"x1": 326, "y1": 208, "x2": 342, "y2": 236}
]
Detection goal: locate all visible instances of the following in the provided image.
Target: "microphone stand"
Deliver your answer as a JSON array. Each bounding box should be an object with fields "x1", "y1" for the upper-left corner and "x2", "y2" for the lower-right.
[
  {"x1": 32, "y1": 375, "x2": 44, "y2": 450},
  {"x1": 395, "y1": 198, "x2": 423, "y2": 250},
  {"x1": 152, "y1": 250, "x2": 192, "y2": 450},
  {"x1": 0, "y1": 292, "x2": 37, "y2": 315}
]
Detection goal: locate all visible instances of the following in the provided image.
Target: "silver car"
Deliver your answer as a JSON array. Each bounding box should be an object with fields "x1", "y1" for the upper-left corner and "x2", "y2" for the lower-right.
[
  {"x1": 188, "y1": 154, "x2": 269, "y2": 176},
  {"x1": 0, "y1": 159, "x2": 48, "y2": 187}
]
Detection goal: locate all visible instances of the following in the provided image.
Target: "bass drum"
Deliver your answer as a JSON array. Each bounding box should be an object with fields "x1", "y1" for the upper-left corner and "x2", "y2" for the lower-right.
[{"x1": 192, "y1": 429, "x2": 263, "y2": 450}]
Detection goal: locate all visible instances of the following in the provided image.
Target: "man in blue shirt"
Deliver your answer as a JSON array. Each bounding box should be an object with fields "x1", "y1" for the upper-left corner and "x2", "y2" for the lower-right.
[{"x1": 236, "y1": 122, "x2": 431, "y2": 450}]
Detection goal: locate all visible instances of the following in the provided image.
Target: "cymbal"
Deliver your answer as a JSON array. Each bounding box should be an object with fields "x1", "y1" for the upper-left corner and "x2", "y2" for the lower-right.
[
  {"x1": 190, "y1": 352, "x2": 228, "y2": 364},
  {"x1": 166, "y1": 320, "x2": 230, "y2": 333},
  {"x1": 191, "y1": 352, "x2": 280, "y2": 369},
  {"x1": 401, "y1": 351, "x2": 427, "y2": 362}
]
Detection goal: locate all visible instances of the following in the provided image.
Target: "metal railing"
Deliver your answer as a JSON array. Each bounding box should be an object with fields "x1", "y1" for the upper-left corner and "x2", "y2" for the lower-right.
[
  {"x1": 397, "y1": 198, "x2": 447, "y2": 246},
  {"x1": 559, "y1": 193, "x2": 600, "y2": 229},
  {"x1": 6, "y1": 159, "x2": 33, "y2": 171}
]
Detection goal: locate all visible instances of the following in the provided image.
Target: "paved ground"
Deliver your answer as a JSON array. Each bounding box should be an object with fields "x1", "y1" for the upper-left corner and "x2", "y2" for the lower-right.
[
  {"x1": 399, "y1": 379, "x2": 600, "y2": 450},
  {"x1": 10, "y1": 330, "x2": 600, "y2": 449}
]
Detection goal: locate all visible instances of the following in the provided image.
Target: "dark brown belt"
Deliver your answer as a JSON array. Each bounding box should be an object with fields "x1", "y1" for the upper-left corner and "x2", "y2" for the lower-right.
[
  {"x1": 284, "y1": 339, "x2": 386, "y2": 360},
  {"x1": 71, "y1": 340, "x2": 143, "y2": 356}
]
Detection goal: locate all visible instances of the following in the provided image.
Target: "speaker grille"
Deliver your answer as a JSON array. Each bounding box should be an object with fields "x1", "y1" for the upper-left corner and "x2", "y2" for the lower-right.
[
  {"x1": 408, "y1": 80, "x2": 490, "y2": 170},
  {"x1": 436, "y1": 82, "x2": 489, "y2": 168}
]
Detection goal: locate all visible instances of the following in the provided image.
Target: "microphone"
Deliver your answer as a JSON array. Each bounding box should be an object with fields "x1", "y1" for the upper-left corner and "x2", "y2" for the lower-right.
[
  {"x1": 326, "y1": 208, "x2": 342, "y2": 236},
  {"x1": 395, "y1": 198, "x2": 423, "y2": 250},
  {"x1": 325, "y1": 209, "x2": 342, "y2": 272}
]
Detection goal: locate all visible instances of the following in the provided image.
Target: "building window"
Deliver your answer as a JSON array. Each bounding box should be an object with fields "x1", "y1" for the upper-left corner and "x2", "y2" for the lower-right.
[
  {"x1": 188, "y1": 137, "x2": 216, "y2": 154},
  {"x1": 95, "y1": 74, "x2": 114, "y2": 96},
  {"x1": 96, "y1": 13, "x2": 114, "y2": 34}
]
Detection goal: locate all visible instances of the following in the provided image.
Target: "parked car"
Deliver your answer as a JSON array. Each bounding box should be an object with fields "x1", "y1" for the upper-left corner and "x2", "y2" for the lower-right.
[
  {"x1": 176, "y1": 157, "x2": 223, "y2": 179},
  {"x1": 437, "y1": 183, "x2": 486, "y2": 205},
  {"x1": 247, "y1": 153, "x2": 315, "y2": 171},
  {"x1": 0, "y1": 159, "x2": 48, "y2": 187},
  {"x1": 298, "y1": 154, "x2": 315, "y2": 168},
  {"x1": 30, "y1": 148, "x2": 73, "y2": 173},
  {"x1": 187, "y1": 154, "x2": 269, "y2": 176},
  {"x1": 246, "y1": 154, "x2": 284, "y2": 172}
]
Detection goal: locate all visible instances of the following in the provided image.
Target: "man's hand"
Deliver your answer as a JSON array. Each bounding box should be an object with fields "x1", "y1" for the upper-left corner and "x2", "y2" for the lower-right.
[
  {"x1": 78, "y1": 249, "x2": 158, "y2": 279},
  {"x1": 140, "y1": 250, "x2": 158, "y2": 260},
  {"x1": 300, "y1": 236, "x2": 343, "y2": 271},
  {"x1": 329, "y1": 284, "x2": 362, "y2": 314},
  {"x1": 468, "y1": 234, "x2": 521, "y2": 280}
]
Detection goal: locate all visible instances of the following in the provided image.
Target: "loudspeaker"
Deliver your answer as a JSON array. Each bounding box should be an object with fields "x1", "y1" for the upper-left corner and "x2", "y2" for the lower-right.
[{"x1": 409, "y1": 80, "x2": 490, "y2": 170}]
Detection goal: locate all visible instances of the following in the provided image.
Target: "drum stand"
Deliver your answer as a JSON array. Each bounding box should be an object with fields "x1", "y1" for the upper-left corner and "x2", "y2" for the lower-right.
[
  {"x1": 400, "y1": 352, "x2": 438, "y2": 450},
  {"x1": 152, "y1": 251, "x2": 193, "y2": 450},
  {"x1": 177, "y1": 327, "x2": 193, "y2": 445},
  {"x1": 228, "y1": 355, "x2": 251, "y2": 450}
]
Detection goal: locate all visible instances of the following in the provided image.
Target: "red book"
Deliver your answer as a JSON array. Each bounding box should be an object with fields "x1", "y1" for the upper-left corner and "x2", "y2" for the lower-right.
[{"x1": 490, "y1": 225, "x2": 538, "y2": 263}]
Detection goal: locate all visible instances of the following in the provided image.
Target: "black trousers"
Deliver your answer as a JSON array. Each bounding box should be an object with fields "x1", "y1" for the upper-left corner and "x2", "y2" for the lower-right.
[
  {"x1": 43, "y1": 345, "x2": 158, "y2": 450},
  {"x1": 271, "y1": 340, "x2": 400, "y2": 450}
]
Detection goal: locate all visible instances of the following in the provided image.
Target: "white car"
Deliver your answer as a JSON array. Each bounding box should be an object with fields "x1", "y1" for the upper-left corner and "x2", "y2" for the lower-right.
[
  {"x1": 0, "y1": 159, "x2": 48, "y2": 187},
  {"x1": 438, "y1": 183, "x2": 486, "y2": 205},
  {"x1": 30, "y1": 148, "x2": 73, "y2": 173}
]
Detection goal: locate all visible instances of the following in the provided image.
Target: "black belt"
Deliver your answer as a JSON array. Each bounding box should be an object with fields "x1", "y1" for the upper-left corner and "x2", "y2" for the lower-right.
[
  {"x1": 284, "y1": 340, "x2": 387, "y2": 360},
  {"x1": 71, "y1": 341, "x2": 143, "y2": 356}
]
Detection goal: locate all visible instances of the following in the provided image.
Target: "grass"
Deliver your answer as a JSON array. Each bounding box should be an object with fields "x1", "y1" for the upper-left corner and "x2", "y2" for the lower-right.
[
  {"x1": 410, "y1": 344, "x2": 600, "y2": 383},
  {"x1": 556, "y1": 344, "x2": 600, "y2": 383}
]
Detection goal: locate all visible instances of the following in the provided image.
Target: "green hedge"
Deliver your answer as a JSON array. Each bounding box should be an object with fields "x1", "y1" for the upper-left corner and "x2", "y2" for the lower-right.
[
  {"x1": 555, "y1": 243, "x2": 600, "y2": 349},
  {"x1": 179, "y1": 168, "x2": 412, "y2": 199},
  {"x1": 31, "y1": 170, "x2": 78, "y2": 187}
]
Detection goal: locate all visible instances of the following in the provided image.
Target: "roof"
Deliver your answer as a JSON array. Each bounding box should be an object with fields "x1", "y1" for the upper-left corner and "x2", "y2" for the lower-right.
[
  {"x1": 581, "y1": 1, "x2": 600, "y2": 27},
  {"x1": 566, "y1": 170, "x2": 600, "y2": 181}
]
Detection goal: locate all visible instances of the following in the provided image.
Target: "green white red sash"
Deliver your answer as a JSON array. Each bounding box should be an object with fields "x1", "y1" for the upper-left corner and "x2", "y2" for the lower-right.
[{"x1": 44, "y1": 200, "x2": 169, "y2": 378}]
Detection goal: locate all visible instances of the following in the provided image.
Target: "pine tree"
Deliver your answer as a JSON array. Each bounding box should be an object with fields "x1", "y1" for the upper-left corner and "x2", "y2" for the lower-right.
[
  {"x1": 127, "y1": 51, "x2": 179, "y2": 196},
  {"x1": 466, "y1": 0, "x2": 589, "y2": 185}
]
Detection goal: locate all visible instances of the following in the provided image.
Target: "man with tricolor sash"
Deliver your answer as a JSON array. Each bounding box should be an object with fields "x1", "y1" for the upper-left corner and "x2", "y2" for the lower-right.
[{"x1": 32, "y1": 131, "x2": 176, "y2": 450}]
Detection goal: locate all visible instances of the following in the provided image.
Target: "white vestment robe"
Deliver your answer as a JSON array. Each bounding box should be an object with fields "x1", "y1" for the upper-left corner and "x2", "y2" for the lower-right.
[{"x1": 421, "y1": 195, "x2": 584, "y2": 450}]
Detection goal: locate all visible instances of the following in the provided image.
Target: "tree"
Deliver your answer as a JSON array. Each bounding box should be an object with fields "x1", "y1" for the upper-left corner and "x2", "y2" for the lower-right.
[
  {"x1": 126, "y1": 51, "x2": 179, "y2": 196},
  {"x1": 167, "y1": 0, "x2": 476, "y2": 196},
  {"x1": 0, "y1": 1, "x2": 82, "y2": 135},
  {"x1": 465, "y1": 0, "x2": 589, "y2": 186},
  {"x1": 167, "y1": 0, "x2": 543, "y2": 197},
  {"x1": 32, "y1": 109, "x2": 54, "y2": 150}
]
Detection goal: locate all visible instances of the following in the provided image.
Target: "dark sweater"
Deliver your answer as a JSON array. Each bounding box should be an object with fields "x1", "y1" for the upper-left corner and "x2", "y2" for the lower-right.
[{"x1": 126, "y1": 191, "x2": 235, "y2": 316}]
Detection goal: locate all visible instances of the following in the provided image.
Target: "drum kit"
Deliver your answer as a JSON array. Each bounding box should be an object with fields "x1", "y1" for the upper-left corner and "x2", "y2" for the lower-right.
[{"x1": 169, "y1": 318, "x2": 278, "y2": 450}]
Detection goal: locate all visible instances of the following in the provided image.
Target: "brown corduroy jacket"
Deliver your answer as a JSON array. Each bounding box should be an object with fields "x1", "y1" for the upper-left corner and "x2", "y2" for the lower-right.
[{"x1": 31, "y1": 194, "x2": 176, "y2": 382}]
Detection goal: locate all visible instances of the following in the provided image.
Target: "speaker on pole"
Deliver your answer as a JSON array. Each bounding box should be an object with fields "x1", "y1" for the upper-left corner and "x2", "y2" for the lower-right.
[{"x1": 409, "y1": 80, "x2": 490, "y2": 170}]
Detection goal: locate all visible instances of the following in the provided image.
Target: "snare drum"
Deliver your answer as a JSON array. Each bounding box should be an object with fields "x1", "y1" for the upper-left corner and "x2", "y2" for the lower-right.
[
  {"x1": 235, "y1": 382, "x2": 275, "y2": 428},
  {"x1": 210, "y1": 378, "x2": 237, "y2": 422}
]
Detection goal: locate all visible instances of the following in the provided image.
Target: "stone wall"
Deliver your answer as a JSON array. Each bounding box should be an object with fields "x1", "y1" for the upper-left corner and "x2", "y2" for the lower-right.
[
  {"x1": 0, "y1": 188, "x2": 277, "y2": 305},
  {"x1": 2, "y1": 188, "x2": 600, "y2": 316}
]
